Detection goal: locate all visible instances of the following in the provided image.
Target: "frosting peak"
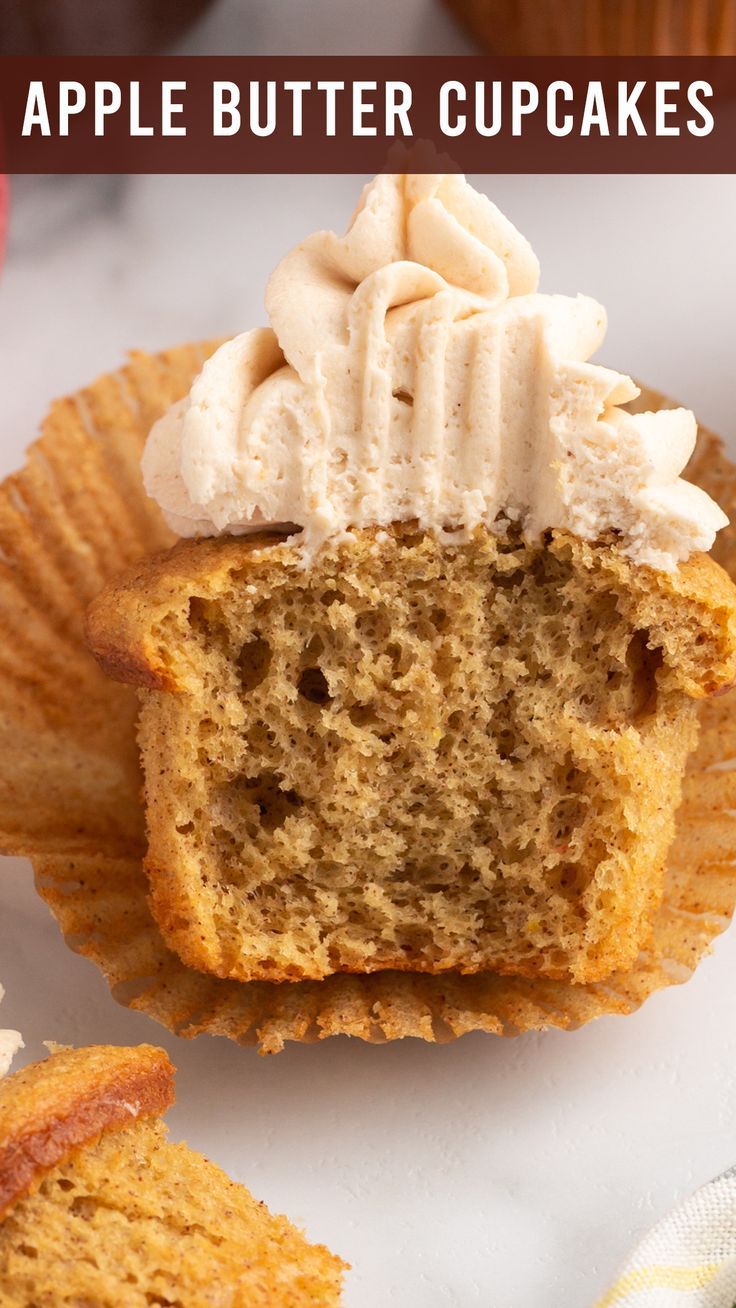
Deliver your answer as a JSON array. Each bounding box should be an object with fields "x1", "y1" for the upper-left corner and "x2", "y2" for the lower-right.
[
  {"x1": 143, "y1": 172, "x2": 727, "y2": 570},
  {"x1": 0, "y1": 984, "x2": 22, "y2": 1079}
]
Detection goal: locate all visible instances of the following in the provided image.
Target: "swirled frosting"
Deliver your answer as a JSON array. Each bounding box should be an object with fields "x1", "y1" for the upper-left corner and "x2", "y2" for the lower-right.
[
  {"x1": 143, "y1": 172, "x2": 727, "y2": 570},
  {"x1": 0, "y1": 985, "x2": 22, "y2": 1078}
]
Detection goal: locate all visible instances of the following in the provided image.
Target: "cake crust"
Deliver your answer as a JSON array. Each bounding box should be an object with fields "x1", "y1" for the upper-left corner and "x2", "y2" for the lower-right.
[
  {"x1": 0, "y1": 1045, "x2": 346, "y2": 1304},
  {"x1": 0, "y1": 1044, "x2": 174, "y2": 1219},
  {"x1": 88, "y1": 527, "x2": 736, "y2": 699}
]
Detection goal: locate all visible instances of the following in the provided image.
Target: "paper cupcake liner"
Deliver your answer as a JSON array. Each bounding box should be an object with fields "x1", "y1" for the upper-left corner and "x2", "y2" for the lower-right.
[
  {"x1": 1, "y1": 347, "x2": 736, "y2": 1053},
  {"x1": 445, "y1": 0, "x2": 736, "y2": 55}
]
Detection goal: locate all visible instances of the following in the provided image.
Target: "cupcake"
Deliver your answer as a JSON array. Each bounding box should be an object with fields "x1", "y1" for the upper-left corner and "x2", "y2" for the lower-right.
[
  {"x1": 85, "y1": 173, "x2": 736, "y2": 993},
  {"x1": 0, "y1": 1043, "x2": 346, "y2": 1302},
  {"x1": 2, "y1": 176, "x2": 736, "y2": 1051},
  {"x1": 444, "y1": 0, "x2": 736, "y2": 55}
]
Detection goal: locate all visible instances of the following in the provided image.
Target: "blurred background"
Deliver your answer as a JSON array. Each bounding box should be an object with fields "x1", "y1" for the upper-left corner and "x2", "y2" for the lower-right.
[
  {"x1": 1, "y1": 5, "x2": 736, "y2": 1308},
  {"x1": 0, "y1": 0, "x2": 472, "y2": 56},
  {"x1": 1, "y1": 0, "x2": 731, "y2": 54}
]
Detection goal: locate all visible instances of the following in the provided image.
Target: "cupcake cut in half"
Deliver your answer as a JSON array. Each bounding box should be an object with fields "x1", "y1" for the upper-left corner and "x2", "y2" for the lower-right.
[
  {"x1": 88, "y1": 172, "x2": 736, "y2": 988},
  {"x1": 0, "y1": 1044, "x2": 345, "y2": 1305}
]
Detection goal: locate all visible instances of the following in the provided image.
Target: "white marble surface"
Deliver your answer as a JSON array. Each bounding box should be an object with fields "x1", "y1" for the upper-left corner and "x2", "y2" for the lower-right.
[{"x1": 2, "y1": 7, "x2": 736, "y2": 1306}]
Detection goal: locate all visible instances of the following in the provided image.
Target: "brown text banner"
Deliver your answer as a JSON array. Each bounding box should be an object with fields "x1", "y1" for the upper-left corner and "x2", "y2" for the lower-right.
[{"x1": 0, "y1": 56, "x2": 734, "y2": 173}]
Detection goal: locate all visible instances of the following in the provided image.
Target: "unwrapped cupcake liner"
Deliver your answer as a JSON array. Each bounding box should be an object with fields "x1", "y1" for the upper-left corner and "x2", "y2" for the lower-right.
[
  {"x1": 446, "y1": 0, "x2": 736, "y2": 56},
  {"x1": 1, "y1": 347, "x2": 735, "y2": 1053}
]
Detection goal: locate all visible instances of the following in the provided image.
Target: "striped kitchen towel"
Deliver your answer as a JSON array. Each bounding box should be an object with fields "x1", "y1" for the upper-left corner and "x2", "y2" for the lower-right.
[{"x1": 597, "y1": 1168, "x2": 736, "y2": 1306}]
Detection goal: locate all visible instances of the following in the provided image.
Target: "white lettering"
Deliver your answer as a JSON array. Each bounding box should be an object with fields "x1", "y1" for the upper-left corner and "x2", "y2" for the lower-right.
[
  {"x1": 439, "y1": 80, "x2": 466, "y2": 136},
  {"x1": 22, "y1": 82, "x2": 50, "y2": 136},
  {"x1": 317, "y1": 81, "x2": 344, "y2": 137},
  {"x1": 511, "y1": 81, "x2": 539, "y2": 136},
  {"x1": 94, "y1": 81, "x2": 122, "y2": 136},
  {"x1": 284, "y1": 80, "x2": 310, "y2": 136},
  {"x1": 250, "y1": 81, "x2": 276, "y2": 137},
  {"x1": 547, "y1": 80, "x2": 573, "y2": 137},
  {"x1": 618, "y1": 81, "x2": 646, "y2": 136},
  {"x1": 353, "y1": 81, "x2": 377, "y2": 136},
  {"x1": 475, "y1": 81, "x2": 501, "y2": 137},
  {"x1": 130, "y1": 82, "x2": 154, "y2": 136},
  {"x1": 386, "y1": 81, "x2": 412, "y2": 136},
  {"x1": 581, "y1": 81, "x2": 609, "y2": 136},
  {"x1": 162, "y1": 80, "x2": 186, "y2": 136},
  {"x1": 687, "y1": 80, "x2": 714, "y2": 136},
  {"x1": 59, "y1": 81, "x2": 86, "y2": 136},
  {"x1": 213, "y1": 81, "x2": 241, "y2": 135}
]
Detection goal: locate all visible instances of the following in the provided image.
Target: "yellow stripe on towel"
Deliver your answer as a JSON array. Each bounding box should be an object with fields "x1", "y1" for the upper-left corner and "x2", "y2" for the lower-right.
[{"x1": 596, "y1": 1261, "x2": 723, "y2": 1306}]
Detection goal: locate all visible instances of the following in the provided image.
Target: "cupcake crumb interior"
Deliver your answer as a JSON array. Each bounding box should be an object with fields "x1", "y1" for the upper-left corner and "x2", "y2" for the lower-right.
[{"x1": 88, "y1": 523, "x2": 736, "y2": 987}]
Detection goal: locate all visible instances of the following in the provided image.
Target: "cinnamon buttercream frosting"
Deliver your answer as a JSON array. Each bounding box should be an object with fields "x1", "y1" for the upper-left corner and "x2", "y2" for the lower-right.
[
  {"x1": 0, "y1": 986, "x2": 22, "y2": 1079},
  {"x1": 142, "y1": 172, "x2": 727, "y2": 571}
]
